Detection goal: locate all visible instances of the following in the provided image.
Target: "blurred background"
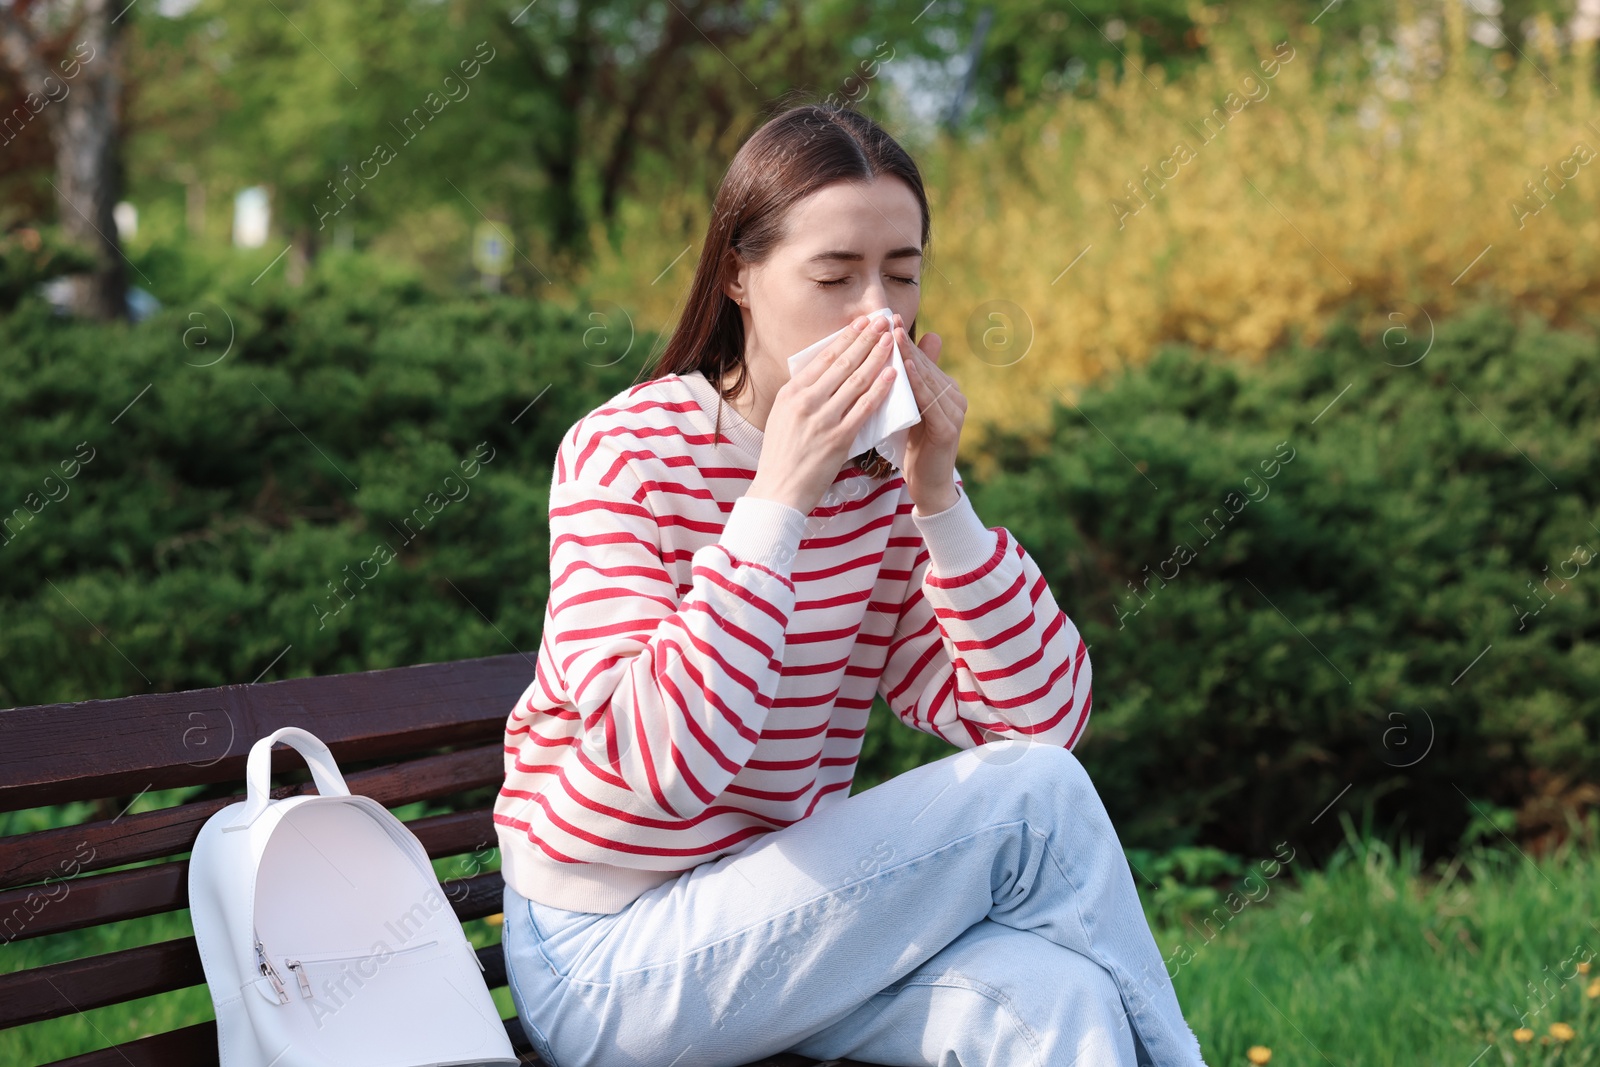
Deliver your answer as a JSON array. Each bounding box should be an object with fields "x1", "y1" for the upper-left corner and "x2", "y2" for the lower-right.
[{"x1": 3, "y1": 0, "x2": 1599, "y2": 1062}]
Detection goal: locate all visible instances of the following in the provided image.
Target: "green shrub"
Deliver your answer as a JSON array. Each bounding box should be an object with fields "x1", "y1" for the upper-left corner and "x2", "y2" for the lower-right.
[
  {"x1": 0, "y1": 254, "x2": 637, "y2": 701},
  {"x1": 5, "y1": 271, "x2": 1596, "y2": 869},
  {"x1": 969, "y1": 300, "x2": 1600, "y2": 862}
]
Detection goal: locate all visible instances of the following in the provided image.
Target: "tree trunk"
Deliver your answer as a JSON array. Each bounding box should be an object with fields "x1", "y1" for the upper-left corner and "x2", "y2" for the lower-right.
[
  {"x1": 0, "y1": 0, "x2": 127, "y2": 321},
  {"x1": 53, "y1": 0, "x2": 126, "y2": 320}
]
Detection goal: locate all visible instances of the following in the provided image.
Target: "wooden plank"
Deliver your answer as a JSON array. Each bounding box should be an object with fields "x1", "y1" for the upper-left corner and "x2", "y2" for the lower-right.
[
  {"x1": 0, "y1": 744, "x2": 504, "y2": 889},
  {"x1": 0, "y1": 872, "x2": 509, "y2": 1028},
  {"x1": 0, "y1": 815, "x2": 504, "y2": 942},
  {"x1": 447, "y1": 867, "x2": 511, "y2": 923},
  {"x1": 34, "y1": 1014, "x2": 858, "y2": 1067},
  {"x1": 39, "y1": 1017, "x2": 548, "y2": 1067},
  {"x1": 0, "y1": 936, "x2": 205, "y2": 1029},
  {"x1": 0, "y1": 653, "x2": 534, "y2": 812},
  {"x1": 0, "y1": 858, "x2": 180, "y2": 944}
]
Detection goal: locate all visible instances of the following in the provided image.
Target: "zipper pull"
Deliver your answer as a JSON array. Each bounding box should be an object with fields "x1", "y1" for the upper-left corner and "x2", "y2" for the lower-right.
[
  {"x1": 285, "y1": 959, "x2": 314, "y2": 998},
  {"x1": 254, "y1": 937, "x2": 289, "y2": 1004}
]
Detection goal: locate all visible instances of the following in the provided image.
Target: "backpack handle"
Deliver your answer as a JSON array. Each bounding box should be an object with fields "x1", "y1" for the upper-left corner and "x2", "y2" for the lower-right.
[{"x1": 222, "y1": 726, "x2": 353, "y2": 832}]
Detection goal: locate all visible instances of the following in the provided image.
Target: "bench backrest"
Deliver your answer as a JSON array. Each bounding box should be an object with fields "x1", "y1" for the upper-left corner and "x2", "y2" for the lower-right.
[{"x1": 0, "y1": 652, "x2": 542, "y2": 1066}]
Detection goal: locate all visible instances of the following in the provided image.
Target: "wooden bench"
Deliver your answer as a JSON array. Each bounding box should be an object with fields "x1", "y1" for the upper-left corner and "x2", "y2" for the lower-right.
[{"x1": 0, "y1": 653, "x2": 867, "y2": 1067}]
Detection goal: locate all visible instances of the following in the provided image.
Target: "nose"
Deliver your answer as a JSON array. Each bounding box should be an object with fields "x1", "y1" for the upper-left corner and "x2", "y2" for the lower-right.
[
  {"x1": 851, "y1": 282, "x2": 908, "y2": 334},
  {"x1": 859, "y1": 280, "x2": 891, "y2": 316}
]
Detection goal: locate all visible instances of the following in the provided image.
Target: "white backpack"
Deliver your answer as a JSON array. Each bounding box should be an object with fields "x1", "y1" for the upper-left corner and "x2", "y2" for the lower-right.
[{"x1": 189, "y1": 726, "x2": 521, "y2": 1067}]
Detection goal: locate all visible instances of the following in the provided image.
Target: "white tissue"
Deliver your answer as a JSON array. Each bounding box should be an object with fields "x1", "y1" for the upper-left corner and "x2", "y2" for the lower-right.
[{"x1": 785, "y1": 306, "x2": 922, "y2": 471}]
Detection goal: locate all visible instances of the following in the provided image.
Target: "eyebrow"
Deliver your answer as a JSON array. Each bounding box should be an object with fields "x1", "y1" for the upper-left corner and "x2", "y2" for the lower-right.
[{"x1": 806, "y1": 246, "x2": 923, "y2": 264}]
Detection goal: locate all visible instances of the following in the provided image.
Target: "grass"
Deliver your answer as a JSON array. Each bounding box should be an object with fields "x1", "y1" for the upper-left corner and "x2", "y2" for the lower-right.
[
  {"x1": 1153, "y1": 810, "x2": 1600, "y2": 1065},
  {"x1": 4, "y1": 808, "x2": 1597, "y2": 1065}
]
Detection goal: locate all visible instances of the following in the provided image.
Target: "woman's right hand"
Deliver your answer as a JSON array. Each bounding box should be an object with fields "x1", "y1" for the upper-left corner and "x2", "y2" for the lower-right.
[{"x1": 748, "y1": 313, "x2": 900, "y2": 516}]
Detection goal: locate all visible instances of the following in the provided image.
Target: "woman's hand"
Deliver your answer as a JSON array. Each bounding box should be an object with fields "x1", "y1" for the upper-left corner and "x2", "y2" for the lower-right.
[
  {"x1": 893, "y1": 320, "x2": 965, "y2": 515},
  {"x1": 749, "y1": 313, "x2": 900, "y2": 516}
]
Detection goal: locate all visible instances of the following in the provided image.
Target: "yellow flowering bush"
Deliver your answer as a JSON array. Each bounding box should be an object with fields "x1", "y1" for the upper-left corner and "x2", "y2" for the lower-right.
[{"x1": 575, "y1": 4, "x2": 1600, "y2": 460}]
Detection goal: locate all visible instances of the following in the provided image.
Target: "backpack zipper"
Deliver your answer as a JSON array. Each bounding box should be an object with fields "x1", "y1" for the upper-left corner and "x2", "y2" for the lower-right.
[
  {"x1": 287, "y1": 957, "x2": 314, "y2": 998},
  {"x1": 254, "y1": 934, "x2": 289, "y2": 1004},
  {"x1": 282, "y1": 937, "x2": 440, "y2": 968},
  {"x1": 280, "y1": 937, "x2": 442, "y2": 997}
]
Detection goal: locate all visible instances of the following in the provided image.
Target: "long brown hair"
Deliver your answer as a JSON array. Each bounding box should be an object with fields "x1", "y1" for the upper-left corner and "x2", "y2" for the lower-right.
[{"x1": 649, "y1": 99, "x2": 933, "y2": 479}]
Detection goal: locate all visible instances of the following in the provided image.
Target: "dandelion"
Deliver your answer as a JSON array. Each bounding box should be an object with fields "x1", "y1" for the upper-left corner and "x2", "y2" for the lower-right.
[
  {"x1": 1246, "y1": 1047, "x2": 1272, "y2": 1065},
  {"x1": 1549, "y1": 1022, "x2": 1575, "y2": 1041},
  {"x1": 485, "y1": 912, "x2": 504, "y2": 926},
  {"x1": 1579, "y1": 961, "x2": 1591, "y2": 974},
  {"x1": 1588, "y1": 978, "x2": 1600, "y2": 999},
  {"x1": 1513, "y1": 1028, "x2": 1534, "y2": 1043}
]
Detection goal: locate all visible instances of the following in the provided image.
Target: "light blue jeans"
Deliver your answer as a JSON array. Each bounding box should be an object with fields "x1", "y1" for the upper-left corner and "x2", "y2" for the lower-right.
[{"x1": 501, "y1": 739, "x2": 1209, "y2": 1067}]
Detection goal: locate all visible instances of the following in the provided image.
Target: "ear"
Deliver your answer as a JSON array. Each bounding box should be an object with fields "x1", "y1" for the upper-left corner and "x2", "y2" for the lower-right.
[{"x1": 721, "y1": 248, "x2": 751, "y2": 307}]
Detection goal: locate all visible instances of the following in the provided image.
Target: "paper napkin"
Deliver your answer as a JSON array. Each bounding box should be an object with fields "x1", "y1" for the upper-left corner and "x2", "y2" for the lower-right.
[{"x1": 785, "y1": 306, "x2": 922, "y2": 470}]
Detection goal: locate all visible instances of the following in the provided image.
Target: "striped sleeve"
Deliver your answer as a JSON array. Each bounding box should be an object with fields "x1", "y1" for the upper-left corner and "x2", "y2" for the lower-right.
[
  {"x1": 875, "y1": 480, "x2": 1093, "y2": 751},
  {"x1": 539, "y1": 418, "x2": 808, "y2": 821}
]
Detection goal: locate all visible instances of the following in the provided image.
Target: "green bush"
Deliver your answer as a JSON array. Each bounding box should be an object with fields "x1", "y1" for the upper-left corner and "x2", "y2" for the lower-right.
[
  {"x1": 4, "y1": 269, "x2": 1596, "y2": 869},
  {"x1": 0, "y1": 252, "x2": 638, "y2": 702},
  {"x1": 969, "y1": 300, "x2": 1600, "y2": 863}
]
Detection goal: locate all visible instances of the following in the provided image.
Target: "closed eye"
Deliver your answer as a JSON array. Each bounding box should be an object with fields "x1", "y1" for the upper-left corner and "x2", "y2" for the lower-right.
[{"x1": 814, "y1": 276, "x2": 919, "y2": 288}]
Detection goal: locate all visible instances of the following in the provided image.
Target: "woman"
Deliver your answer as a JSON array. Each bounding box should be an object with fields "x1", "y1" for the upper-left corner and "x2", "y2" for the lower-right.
[{"x1": 495, "y1": 102, "x2": 1209, "y2": 1067}]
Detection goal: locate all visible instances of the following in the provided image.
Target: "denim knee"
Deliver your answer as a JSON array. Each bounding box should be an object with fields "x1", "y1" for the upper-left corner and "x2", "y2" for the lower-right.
[
  {"x1": 885, "y1": 922, "x2": 1136, "y2": 1067},
  {"x1": 960, "y1": 738, "x2": 1095, "y2": 801}
]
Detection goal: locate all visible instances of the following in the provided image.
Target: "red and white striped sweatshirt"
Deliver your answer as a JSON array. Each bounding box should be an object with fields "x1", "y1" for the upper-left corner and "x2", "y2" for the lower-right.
[{"x1": 493, "y1": 368, "x2": 1093, "y2": 913}]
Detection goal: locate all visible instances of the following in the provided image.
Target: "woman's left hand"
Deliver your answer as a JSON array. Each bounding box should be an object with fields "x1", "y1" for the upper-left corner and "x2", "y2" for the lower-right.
[{"x1": 892, "y1": 319, "x2": 965, "y2": 514}]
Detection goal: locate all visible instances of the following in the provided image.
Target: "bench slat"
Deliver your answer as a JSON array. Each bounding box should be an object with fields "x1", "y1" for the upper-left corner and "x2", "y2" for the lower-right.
[
  {"x1": 0, "y1": 653, "x2": 532, "y2": 812},
  {"x1": 1, "y1": 931, "x2": 507, "y2": 1030},
  {"x1": 0, "y1": 743, "x2": 504, "y2": 890},
  {"x1": 0, "y1": 935, "x2": 205, "y2": 1029},
  {"x1": 38, "y1": 1016, "x2": 547, "y2": 1067},
  {"x1": 0, "y1": 856, "x2": 181, "y2": 943},
  {"x1": 0, "y1": 870, "x2": 508, "y2": 1028},
  {"x1": 31, "y1": 1008, "x2": 855, "y2": 1067},
  {"x1": 0, "y1": 825, "x2": 505, "y2": 943}
]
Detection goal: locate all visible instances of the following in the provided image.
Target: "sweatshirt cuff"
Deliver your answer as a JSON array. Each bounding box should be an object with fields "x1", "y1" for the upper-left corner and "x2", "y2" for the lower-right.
[
  {"x1": 912, "y1": 485, "x2": 998, "y2": 576},
  {"x1": 721, "y1": 494, "x2": 809, "y2": 574}
]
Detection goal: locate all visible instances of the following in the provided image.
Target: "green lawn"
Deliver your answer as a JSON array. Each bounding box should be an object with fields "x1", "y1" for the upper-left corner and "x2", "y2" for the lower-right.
[
  {"x1": 4, "y1": 812, "x2": 1596, "y2": 1066},
  {"x1": 1146, "y1": 814, "x2": 1599, "y2": 1065}
]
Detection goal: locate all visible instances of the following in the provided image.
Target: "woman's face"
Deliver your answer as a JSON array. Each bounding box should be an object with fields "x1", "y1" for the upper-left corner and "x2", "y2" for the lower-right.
[{"x1": 724, "y1": 175, "x2": 924, "y2": 381}]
